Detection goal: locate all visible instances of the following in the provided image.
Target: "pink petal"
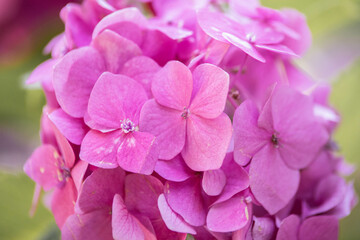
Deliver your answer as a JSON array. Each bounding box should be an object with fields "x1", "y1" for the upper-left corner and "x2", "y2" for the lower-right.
[
  {"x1": 140, "y1": 99, "x2": 186, "y2": 160},
  {"x1": 53, "y1": 46, "x2": 105, "y2": 118},
  {"x1": 182, "y1": 113, "x2": 232, "y2": 171},
  {"x1": 207, "y1": 195, "x2": 250, "y2": 232},
  {"x1": 233, "y1": 100, "x2": 270, "y2": 166},
  {"x1": 165, "y1": 177, "x2": 206, "y2": 226},
  {"x1": 112, "y1": 194, "x2": 148, "y2": 240},
  {"x1": 249, "y1": 145, "x2": 300, "y2": 215},
  {"x1": 92, "y1": 30, "x2": 142, "y2": 73},
  {"x1": 276, "y1": 214, "x2": 300, "y2": 240},
  {"x1": 49, "y1": 108, "x2": 88, "y2": 145},
  {"x1": 61, "y1": 210, "x2": 113, "y2": 240},
  {"x1": 26, "y1": 59, "x2": 57, "y2": 87},
  {"x1": 121, "y1": 56, "x2": 161, "y2": 98},
  {"x1": 71, "y1": 160, "x2": 88, "y2": 192},
  {"x1": 76, "y1": 168, "x2": 125, "y2": 213},
  {"x1": 117, "y1": 131, "x2": 158, "y2": 175},
  {"x1": 158, "y1": 194, "x2": 197, "y2": 234},
  {"x1": 202, "y1": 169, "x2": 226, "y2": 196},
  {"x1": 24, "y1": 145, "x2": 61, "y2": 191},
  {"x1": 125, "y1": 174, "x2": 163, "y2": 219},
  {"x1": 299, "y1": 216, "x2": 338, "y2": 240},
  {"x1": 154, "y1": 155, "x2": 194, "y2": 182},
  {"x1": 51, "y1": 179, "x2": 77, "y2": 228},
  {"x1": 151, "y1": 61, "x2": 193, "y2": 111},
  {"x1": 87, "y1": 72, "x2": 148, "y2": 130},
  {"x1": 80, "y1": 130, "x2": 121, "y2": 169},
  {"x1": 189, "y1": 64, "x2": 229, "y2": 119}
]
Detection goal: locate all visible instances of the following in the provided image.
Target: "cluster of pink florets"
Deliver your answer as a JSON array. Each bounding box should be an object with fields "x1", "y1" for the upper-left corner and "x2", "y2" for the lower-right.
[{"x1": 24, "y1": 0, "x2": 357, "y2": 239}]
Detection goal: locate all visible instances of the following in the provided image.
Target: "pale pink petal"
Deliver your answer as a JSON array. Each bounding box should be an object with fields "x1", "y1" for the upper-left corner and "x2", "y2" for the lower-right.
[
  {"x1": 61, "y1": 210, "x2": 113, "y2": 240},
  {"x1": 155, "y1": 155, "x2": 194, "y2": 182},
  {"x1": 71, "y1": 160, "x2": 88, "y2": 192},
  {"x1": 233, "y1": 100, "x2": 270, "y2": 166},
  {"x1": 51, "y1": 179, "x2": 77, "y2": 228},
  {"x1": 152, "y1": 61, "x2": 193, "y2": 110},
  {"x1": 80, "y1": 130, "x2": 121, "y2": 169},
  {"x1": 76, "y1": 168, "x2": 125, "y2": 213},
  {"x1": 92, "y1": 30, "x2": 142, "y2": 73},
  {"x1": 202, "y1": 169, "x2": 226, "y2": 196},
  {"x1": 140, "y1": 99, "x2": 186, "y2": 160},
  {"x1": 189, "y1": 64, "x2": 229, "y2": 119},
  {"x1": 182, "y1": 113, "x2": 232, "y2": 171},
  {"x1": 207, "y1": 195, "x2": 250, "y2": 232},
  {"x1": 121, "y1": 56, "x2": 161, "y2": 98},
  {"x1": 125, "y1": 174, "x2": 163, "y2": 219},
  {"x1": 93, "y1": 7, "x2": 147, "y2": 39},
  {"x1": 299, "y1": 216, "x2": 338, "y2": 240},
  {"x1": 112, "y1": 194, "x2": 146, "y2": 240},
  {"x1": 49, "y1": 108, "x2": 88, "y2": 145},
  {"x1": 158, "y1": 194, "x2": 196, "y2": 234},
  {"x1": 88, "y1": 72, "x2": 148, "y2": 130},
  {"x1": 249, "y1": 145, "x2": 300, "y2": 215},
  {"x1": 53, "y1": 46, "x2": 105, "y2": 118},
  {"x1": 276, "y1": 214, "x2": 300, "y2": 240},
  {"x1": 255, "y1": 44, "x2": 298, "y2": 57},
  {"x1": 165, "y1": 177, "x2": 206, "y2": 226},
  {"x1": 24, "y1": 145, "x2": 61, "y2": 191}
]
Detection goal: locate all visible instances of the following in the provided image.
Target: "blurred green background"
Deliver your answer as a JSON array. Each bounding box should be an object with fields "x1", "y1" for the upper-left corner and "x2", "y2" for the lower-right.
[{"x1": 0, "y1": 0, "x2": 359, "y2": 239}]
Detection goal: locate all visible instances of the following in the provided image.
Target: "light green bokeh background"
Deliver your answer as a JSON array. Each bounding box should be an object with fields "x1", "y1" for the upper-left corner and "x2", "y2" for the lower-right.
[{"x1": 0, "y1": 0, "x2": 359, "y2": 239}]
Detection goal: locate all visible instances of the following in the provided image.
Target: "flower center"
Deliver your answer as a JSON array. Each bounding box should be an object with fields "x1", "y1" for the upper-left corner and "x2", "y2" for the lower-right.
[
  {"x1": 271, "y1": 133, "x2": 279, "y2": 148},
  {"x1": 181, "y1": 107, "x2": 190, "y2": 119},
  {"x1": 121, "y1": 119, "x2": 136, "y2": 133},
  {"x1": 246, "y1": 33, "x2": 256, "y2": 43}
]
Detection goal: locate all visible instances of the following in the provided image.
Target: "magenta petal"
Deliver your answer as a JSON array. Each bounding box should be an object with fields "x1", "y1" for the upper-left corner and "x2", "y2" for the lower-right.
[
  {"x1": 154, "y1": 155, "x2": 194, "y2": 182},
  {"x1": 255, "y1": 44, "x2": 298, "y2": 57},
  {"x1": 112, "y1": 194, "x2": 147, "y2": 240},
  {"x1": 182, "y1": 113, "x2": 232, "y2": 171},
  {"x1": 49, "y1": 108, "x2": 88, "y2": 145},
  {"x1": 152, "y1": 61, "x2": 193, "y2": 111},
  {"x1": 53, "y1": 46, "x2": 105, "y2": 118},
  {"x1": 165, "y1": 177, "x2": 206, "y2": 226},
  {"x1": 76, "y1": 168, "x2": 125, "y2": 213},
  {"x1": 251, "y1": 217, "x2": 276, "y2": 240},
  {"x1": 125, "y1": 174, "x2": 163, "y2": 218},
  {"x1": 233, "y1": 100, "x2": 270, "y2": 166},
  {"x1": 214, "y1": 154, "x2": 249, "y2": 204},
  {"x1": 88, "y1": 72, "x2": 148, "y2": 130},
  {"x1": 92, "y1": 30, "x2": 142, "y2": 73},
  {"x1": 276, "y1": 214, "x2": 300, "y2": 240},
  {"x1": 140, "y1": 99, "x2": 186, "y2": 160},
  {"x1": 51, "y1": 179, "x2": 77, "y2": 228},
  {"x1": 117, "y1": 131, "x2": 158, "y2": 175},
  {"x1": 189, "y1": 64, "x2": 229, "y2": 119},
  {"x1": 121, "y1": 56, "x2": 161, "y2": 98},
  {"x1": 306, "y1": 174, "x2": 347, "y2": 216},
  {"x1": 299, "y1": 216, "x2": 338, "y2": 240},
  {"x1": 158, "y1": 194, "x2": 197, "y2": 234},
  {"x1": 202, "y1": 169, "x2": 226, "y2": 196},
  {"x1": 71, "y1": 160, "x2": 88, "y2": 192},
  {"x1": 207, "y1": 195, "x2": 250, "y2": 232},
  {"x1": 80, "y1": 130, "x2": 121, "y2": 169},
  {"x1": 270, "y1": 87, "x2": 329, "y2": 169},
  {"x1": 61, "y1": 210, "x2": 113, "y2": 240},
  {"x1": 249, "y1": 145, "x2": 300, "y2": 215},
  {"x1": 24, "y1": 145, "x2": 61, "y2": 191}
]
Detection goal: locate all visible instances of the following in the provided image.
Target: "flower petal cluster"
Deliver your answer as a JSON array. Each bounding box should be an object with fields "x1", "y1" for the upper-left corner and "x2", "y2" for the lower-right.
[{"x1": 24, "y1": 0, "x2": 357, "y2": 239}]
